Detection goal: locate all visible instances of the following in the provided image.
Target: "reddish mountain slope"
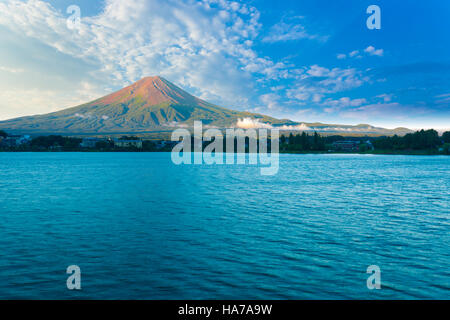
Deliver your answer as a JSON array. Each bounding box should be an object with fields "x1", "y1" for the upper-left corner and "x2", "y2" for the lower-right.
[{"x1": 0, "y1": 76, "x2": 283, "y2": 134}]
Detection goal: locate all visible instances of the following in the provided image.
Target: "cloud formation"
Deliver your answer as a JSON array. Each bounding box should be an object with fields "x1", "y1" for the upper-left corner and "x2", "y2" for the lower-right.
[
  {"x1": 337, "y1": 46, "x2": 384, "y2": 59},
  {"x1": 262, "y1": 17, "x2": 327, "y2": 43},
  {"x1": 286, "y1": 65, "x2": 369, "y2": 105},
  {"x1": 0, "y1": 0, "x2": 269, "y2": 115},
  {"x1": 235, "y1": 117, "x2": 272, "y2": 129},
  {"x1": 364, "y1": 46, "x2": 384, "y2": 57}
]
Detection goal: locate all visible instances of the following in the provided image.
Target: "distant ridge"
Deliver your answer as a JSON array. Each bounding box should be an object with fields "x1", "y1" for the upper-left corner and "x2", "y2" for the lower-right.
[{"x1": 0, "y1": 76, "x2": 413, "y2": 136}]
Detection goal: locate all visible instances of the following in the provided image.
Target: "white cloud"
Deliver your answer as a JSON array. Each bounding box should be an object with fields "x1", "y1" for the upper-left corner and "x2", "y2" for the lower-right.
[
  {"x1": 286, "y1": 65, "x2": 368, "y2": 104},
  {"x1": 435, "y1": 93, "x2": 450, "y2": 105},
  {"x1": 235, "y1": 117, "x2": 272, "y2": 129},
  {"x1": 364, "y1": 45, "x2": 384, "y2": 57},
  {"x1": 337, "y1": 46, "x2": 383, "y2": 60},
  {"x1": 312, "y1": 94, "x2": 323, "y2": 103},
  {"x1": 260, "y1": 93, "x2": 281, "y2": 110},
  {"x1": 322, "y1": 97, "x2": 367, "y2": 113},
  {"x1": 306, "y1": 65, "x2": 329, "y2": 77},
  {"x1": 376, "y1": 94, "x2": 393, "y2": 102},
  {"x1": 243, "y1": 58, "x2": 289, "y2": 80},
  {"x1": 323, "y1": 96, "x2": 366, "y2": 109},
  {"x1": 349, "y1": 50, "x2": 360, "y2": 58},
  {"x1": 262, "y1": 19, "x2": 327, "y2": 43},
  {"x1": 235, "y1": 118, "x2": 314, "y2": 131},
  {"x1": 289, "y1": 90, "x2": 310, "y2": 101},
  {"x1": 279, "y1": 123, "x2": 312, "y2": 131}
]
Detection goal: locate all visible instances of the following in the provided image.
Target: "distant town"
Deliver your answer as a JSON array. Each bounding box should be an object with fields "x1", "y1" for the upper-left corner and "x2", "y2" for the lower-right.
[{"x1": 0, "y1": 129, "x2": 449, "y2": 155}]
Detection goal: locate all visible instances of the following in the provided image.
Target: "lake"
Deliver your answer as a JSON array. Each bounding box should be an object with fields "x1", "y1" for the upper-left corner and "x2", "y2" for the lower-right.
[{"x1": 0, "y1": 152, "x2": 448, "y2": 299}]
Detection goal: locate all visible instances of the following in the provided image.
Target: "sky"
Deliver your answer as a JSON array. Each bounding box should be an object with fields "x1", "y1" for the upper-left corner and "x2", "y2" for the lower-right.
[{"x1": 0, "y1": 0, "x2": 449, "y2": 130}]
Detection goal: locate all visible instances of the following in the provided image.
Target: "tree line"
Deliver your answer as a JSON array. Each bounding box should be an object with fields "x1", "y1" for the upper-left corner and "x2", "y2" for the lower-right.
[
  {"x1": 1, "y1": 130, "x2": 450, "y2": 154},
  {"x1": 0, "y1": 134, "x2": 160, "y2": 152},
  {"x1": 280, "y1": 129, "x2": 450, "y2": 154},
  {"x1": 373, "y1": 129, "x2": 450, "y2": 151}
]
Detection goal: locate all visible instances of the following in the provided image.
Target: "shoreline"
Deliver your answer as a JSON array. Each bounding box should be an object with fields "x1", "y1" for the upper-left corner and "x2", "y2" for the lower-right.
[{"x1": 0, "y1": 150, "x2": 448, "y2": 156}]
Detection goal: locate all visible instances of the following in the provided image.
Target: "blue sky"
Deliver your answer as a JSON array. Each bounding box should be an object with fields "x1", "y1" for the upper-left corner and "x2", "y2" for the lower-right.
[{"x1": 0, "y1": 0, "x2": 449, "y2": 129}]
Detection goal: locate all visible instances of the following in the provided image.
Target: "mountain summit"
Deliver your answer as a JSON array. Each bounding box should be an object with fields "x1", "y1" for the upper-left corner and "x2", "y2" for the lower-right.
[{"x1": 99, "y1": 76, "x2": 205, "y2": 107}]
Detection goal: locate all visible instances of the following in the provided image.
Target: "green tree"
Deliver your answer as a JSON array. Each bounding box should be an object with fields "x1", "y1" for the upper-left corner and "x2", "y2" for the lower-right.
[
  {"x1": 143, "y1": 140, "x2": 156, "y2": 151},
  {"x1": 31, "y1": 135, "x2": 81, "y2": 151},
  {"x1": 96, "y1": 140, "x2": 113, "y2": 150},
  {"x1": 300, "y1": 132, "x2": 309, "y2": 150},
  {"x1": 312, "y1": 132, "x2": 325, "y2": 150},
  {"x1": 442, "y1": 143, "x2": 450, "y2": 155},
  {"x1": 373, "y1": 130, "x2": 441, "y2": 151},
  {"x1": 120, "y1": 136, "x2": 140, "y2": 140},
  {"x1": 442, "y1": 131, "x2": 450, "y2": 143}
]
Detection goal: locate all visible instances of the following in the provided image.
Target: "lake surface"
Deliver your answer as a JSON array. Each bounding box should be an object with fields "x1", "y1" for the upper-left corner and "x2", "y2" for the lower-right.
[{"x1": 0, "y1": 152, "x2": 448, "y2": 299}]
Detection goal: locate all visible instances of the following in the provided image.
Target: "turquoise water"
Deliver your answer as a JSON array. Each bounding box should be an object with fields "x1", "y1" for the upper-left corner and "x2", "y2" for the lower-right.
[{"x1": 0, "y1": 152, "x2": 448, "y2": 299}]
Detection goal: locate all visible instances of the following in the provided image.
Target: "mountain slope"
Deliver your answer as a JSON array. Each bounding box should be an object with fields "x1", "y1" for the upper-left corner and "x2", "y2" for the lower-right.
[
  {"x1": 0, "y1": 76, "x2": 289, "y2": 134},
  {"x1": 0, "y1": 76, "x2": 412, "y2": 136}
]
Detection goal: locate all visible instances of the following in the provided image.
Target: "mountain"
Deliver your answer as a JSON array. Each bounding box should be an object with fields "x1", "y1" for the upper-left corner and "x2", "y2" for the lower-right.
[
  {"x1": 0, "y1": 76, "x2": 290, "y2": 135},
  {"x1": 0, "y1": 76, "x2": 412, "y2": 136}
]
